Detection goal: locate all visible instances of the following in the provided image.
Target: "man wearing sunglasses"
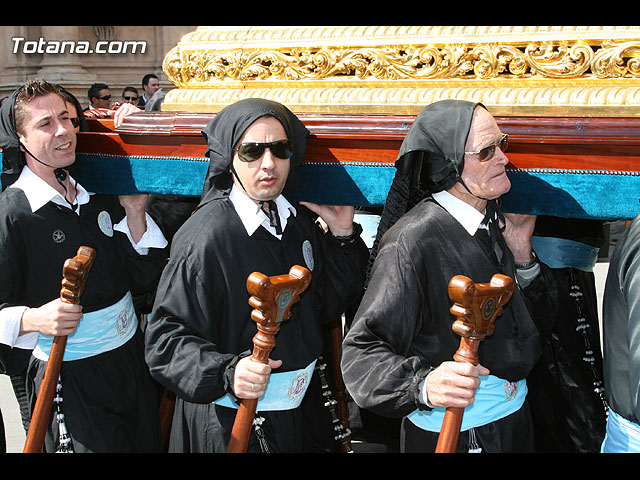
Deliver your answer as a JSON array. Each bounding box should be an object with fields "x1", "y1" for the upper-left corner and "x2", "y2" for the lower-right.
[
  {"x1": 86, "y1": 82, "x2": 112, "y2": 110},
  {"x1": 121, "y1": 86, "x2": 139, "y2": 105},
  {"x1": 342, "y1": 100, "x2": 559, "y2": 453},
  {"x1": 145, "y1": 98, "x2": 369, "y2": 453}
]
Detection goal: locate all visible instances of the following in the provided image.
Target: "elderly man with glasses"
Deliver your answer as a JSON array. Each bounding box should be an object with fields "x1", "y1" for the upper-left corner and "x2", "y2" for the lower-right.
[{"x1": 341, "y1": 100, "x2": 559, "y2": 453}]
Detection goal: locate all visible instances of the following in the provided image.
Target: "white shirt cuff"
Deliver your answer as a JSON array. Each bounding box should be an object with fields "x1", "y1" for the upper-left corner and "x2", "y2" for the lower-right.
[
  {"x1": 515, "y1": 263, "x2": 541, "y2": 288},
  {"x1": 0, "y1": 305, "x2": 38, "y2": 349},
  {"x1": 419, "y1": 371, "x2": 436, "y2": 408}
]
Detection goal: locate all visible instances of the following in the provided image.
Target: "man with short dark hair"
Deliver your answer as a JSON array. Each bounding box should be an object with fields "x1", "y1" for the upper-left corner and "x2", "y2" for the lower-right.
[
  {"x1": 138, "y1": 74, "x2": 160, "y2": 108},
  {"x1": 0, "y1": 79, "x2": 167, "y2": 452},
  {"x1": 121, "y1": 86, "x2": 139, "y2": 105},
  {"x1": 86, "y1": 82, "x2": 111, "y2": 110}
]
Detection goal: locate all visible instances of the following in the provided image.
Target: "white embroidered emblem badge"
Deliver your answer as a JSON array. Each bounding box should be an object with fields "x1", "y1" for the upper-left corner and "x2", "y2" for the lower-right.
[
  {"x1": 287, "y1": 371, "x2": 310, "y2": 401},
  {"x1": 116, "y1": 309, "x2": 129, "y2": 335},
  {"x1": 302, "y1": 240, "x2": 314, "y2": 271},
  {"x1": 98, "y1": 211, "x2": 113, "y2": 237},
  {"x1": 504, "y1": 381, "x2": 518, "y2": 401}
]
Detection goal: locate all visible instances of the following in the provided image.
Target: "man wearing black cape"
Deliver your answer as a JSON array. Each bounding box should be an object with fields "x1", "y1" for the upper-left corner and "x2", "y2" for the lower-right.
[
  {"x1": 0, "y1": 80, "x2": 167, "y2": 452},
  {"x1": 144, "y1": 98, "x2": 369, "y2": 453},
  {"x1": 341, "y1": 100, "x2": 560, "y2": 453}
]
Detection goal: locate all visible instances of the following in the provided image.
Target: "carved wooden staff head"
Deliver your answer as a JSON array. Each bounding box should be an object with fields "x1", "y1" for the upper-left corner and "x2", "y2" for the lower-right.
[
  {"x1": 447, "y1": 273, "x2": 514, "y2": 365},
  {"x1": 247, "y1": 265, "x2": 311, "y2": 326},
  {"x1": 60, "y1": 246, "x2": 96, "y2": 305},
  {"x1": 227, "y1": 265, "x2": 312, "y2": 453},
  {"x1": 245, "y1": 265, "x2": 311, "y2": 364}
]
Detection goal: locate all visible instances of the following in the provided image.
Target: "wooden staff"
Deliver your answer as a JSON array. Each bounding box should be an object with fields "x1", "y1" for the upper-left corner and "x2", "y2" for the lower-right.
[
  {"x1": 328, "y1": 316, "x2": 353, "y2": 452},
  {"x1": 23, "y1": 246, "x2": 96, "y2": 453},
  {"x1": 227, "y1": 265, "x2": 311, "y2": 453},
  {"x1": 434, "y1": 273, "x2": 513, "y2": 454}
]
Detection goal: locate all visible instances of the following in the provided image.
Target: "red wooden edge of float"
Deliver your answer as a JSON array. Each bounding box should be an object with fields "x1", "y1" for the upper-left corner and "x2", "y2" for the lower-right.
[{"x1": 78, "y1": 113, "x2": 640, "y2": 173}]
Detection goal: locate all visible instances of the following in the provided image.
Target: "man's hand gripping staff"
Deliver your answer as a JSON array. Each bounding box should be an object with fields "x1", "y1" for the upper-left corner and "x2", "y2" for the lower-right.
[
  {"x1": 435, "y1": 274, "x2": 514, "y2": 453},
  {"x1": 23, "y1": 246, "x2": 96, "y2": 453},
  {"x1": 227, "y1": 265, "x2": 311, "y2": 453}
]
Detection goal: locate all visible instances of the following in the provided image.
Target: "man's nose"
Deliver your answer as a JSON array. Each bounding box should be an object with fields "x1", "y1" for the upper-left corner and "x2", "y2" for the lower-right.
[
  {"x1": 56, "y1": 119, "x2": 71, "y2": 136},
  {"x1": 260, "y1": 149, "x2": 276, "y2": 169},
  {"x1": 494, "y1": 147, "x2": 509, "y2": 165}
]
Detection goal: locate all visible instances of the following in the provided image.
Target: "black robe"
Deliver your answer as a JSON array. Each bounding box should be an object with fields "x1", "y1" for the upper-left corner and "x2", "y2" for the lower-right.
[
  {"x1": 526, "y1": 216, "x2": 608, "y2": 452},
  {"x1": 341, "y1": 197, "x2": 557, "y2": 452},
  {"x1": 144, "y1": 194, "x2": 369, "y2": 452},
  {"x1": 603, "y1": 214, "x2": 640, "y2": 426},
  {"x1": 0, "y1": 187, "x2": 166, "y2": 452}
]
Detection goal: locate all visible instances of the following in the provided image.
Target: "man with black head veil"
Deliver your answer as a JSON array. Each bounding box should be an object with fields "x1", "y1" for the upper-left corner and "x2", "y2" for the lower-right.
[
  {"x1": 0, "y1": 79, "x2": 168, "y2": 452},
  {"x1": 144, "y1": 98, "x2": 369, "y2": 453},
  {"x1": 341, "y1": 100, "x2": 559, "y2": 453}
]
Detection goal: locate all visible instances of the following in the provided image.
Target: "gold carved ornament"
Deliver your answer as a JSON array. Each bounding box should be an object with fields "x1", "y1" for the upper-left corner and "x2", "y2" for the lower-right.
[{"x1": 163, "y1": 40, "x2": 640, "y2": 84}]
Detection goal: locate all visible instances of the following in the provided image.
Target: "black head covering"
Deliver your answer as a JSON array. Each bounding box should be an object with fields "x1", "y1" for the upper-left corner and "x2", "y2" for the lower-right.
[
  {"x1": 0, "y1": 87, "x2": 25, "y2": 190},
  {"x1": 198, "y1": 98, "x2": 309, "y2": 208},
  {"x1": 367, "y1": 99, "x2": 489, "y2": 283},
  {"x1": 0, "y1": 84, "x2": 87, "y2": 191}
]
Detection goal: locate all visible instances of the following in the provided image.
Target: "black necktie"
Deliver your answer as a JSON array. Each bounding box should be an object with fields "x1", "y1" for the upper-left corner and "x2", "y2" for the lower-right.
[
  {"x1": 261, "y1": 200, "x2": 282, "y2": 235},
  {"x1": 482, "y1": 201, "x2": 504, "y2": 264}
]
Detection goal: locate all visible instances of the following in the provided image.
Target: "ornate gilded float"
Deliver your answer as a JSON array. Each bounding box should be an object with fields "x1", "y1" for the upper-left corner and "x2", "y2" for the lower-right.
[{"x1": 73, "y1": 26, "x2": 640, "y2": 220}]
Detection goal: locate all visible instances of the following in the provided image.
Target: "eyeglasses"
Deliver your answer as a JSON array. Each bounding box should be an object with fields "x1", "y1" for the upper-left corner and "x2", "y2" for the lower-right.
[
  {"x1": 98, "y1": 95, "x2": 111, "y2": 101},
  {"x1": 123, "y1": 96, "x2": 138, "y2": 101},
  {"x1": 234, "y1": 139, "x2": 293, "y2": 163},
  {"x1": 464, "y1": 133, "x2": 509, "y2": 162}
]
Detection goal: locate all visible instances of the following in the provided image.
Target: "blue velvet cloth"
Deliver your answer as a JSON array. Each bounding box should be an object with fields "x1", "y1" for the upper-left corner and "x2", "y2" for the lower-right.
[
  {"x1": 2, "y1": 152, "x2": 638, "y2": 220},
  {"x1": 501, "y1": 169, "x2": 640, "y2": 221}
]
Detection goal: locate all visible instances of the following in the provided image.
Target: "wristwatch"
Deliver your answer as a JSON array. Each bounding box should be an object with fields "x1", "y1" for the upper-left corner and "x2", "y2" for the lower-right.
[
  {"x1": 332, "y1": 222, "x2": 363, "y2": 247},
  {"x1": 515, "y1": 250, "x2": 539, "y2": 270}
]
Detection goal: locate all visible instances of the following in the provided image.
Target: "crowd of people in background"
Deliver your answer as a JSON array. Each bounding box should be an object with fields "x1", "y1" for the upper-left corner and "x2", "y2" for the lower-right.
[{"x1": 82, "y1": 73, "x2": 165, "y2": 121}]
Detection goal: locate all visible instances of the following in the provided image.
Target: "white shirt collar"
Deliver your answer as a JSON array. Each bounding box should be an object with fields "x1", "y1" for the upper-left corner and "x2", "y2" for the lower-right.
[
  {"x1": 228, "y1": 183, "x2": 296, "y2": 238},
  {"x1": 432, "y1": 190, "x2": 485, "y2": 236},
  {"x1": 10, "y1": 165, "x2": 91, "y2": 213}
]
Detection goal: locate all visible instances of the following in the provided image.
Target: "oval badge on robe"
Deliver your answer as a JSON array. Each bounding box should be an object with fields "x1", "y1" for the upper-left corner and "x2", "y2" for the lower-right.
[
  {"x1": 98, "y1": 211, "x2": 113, "y2": 237},
  {"x1": 302, "y1": 240, "x2": 314, "y2": 271}
]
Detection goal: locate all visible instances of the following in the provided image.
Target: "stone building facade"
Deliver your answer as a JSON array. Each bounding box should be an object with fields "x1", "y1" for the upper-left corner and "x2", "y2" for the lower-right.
[{"x1": 0, "y1": 26, "x2": 196, "y2": 109}]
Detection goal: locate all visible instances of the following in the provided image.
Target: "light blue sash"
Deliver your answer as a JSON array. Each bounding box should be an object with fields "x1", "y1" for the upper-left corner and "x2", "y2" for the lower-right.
[
  {"x1": 33, "y1": 292, "x2": 137, "y2": 362},
  {"x1": 601, "y1": 409, "x2": 640, "y2": 453},
  {"x1": 530, "y1": 236, "x2": 599, "y2": 272},
  {"x1": 407, "y1": 375, "x2": 527, "y2": 432},
  {"x1": 214, "y1": 360, "x2": 316, "y2": 411}
]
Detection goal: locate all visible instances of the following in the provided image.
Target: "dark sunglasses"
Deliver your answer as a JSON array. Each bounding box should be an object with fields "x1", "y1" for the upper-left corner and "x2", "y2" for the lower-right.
[
  {"x1": 98, "y1": 94, "x2": 112, "y2": 101},
  {"x1": 464, "y1": 133, "x2": 509, "y2": 162},
  {"x1": 234, "y1": 139, "x2": 293, "y2": 163},
  {"x1": 123, "y1": 96, "x2": 138, "y2": 101}
]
